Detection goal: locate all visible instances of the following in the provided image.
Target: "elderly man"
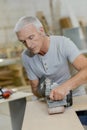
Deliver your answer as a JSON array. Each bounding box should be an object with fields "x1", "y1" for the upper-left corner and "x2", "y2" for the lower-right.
[{"x1": 14, "y1": 16, "x2": 87, "y2": 101}]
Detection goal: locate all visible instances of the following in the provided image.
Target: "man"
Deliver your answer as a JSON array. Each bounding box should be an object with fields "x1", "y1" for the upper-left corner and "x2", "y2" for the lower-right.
[{"x1": 14, "y1": 16, "x2": 87, "y2": 101}]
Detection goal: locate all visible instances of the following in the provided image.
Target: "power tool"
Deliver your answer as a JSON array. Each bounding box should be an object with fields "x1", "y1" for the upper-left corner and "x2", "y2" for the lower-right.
[
  {"x1": 38, "y1": 76, "x2": 73, "y2": 114},
  {"x1": 0, "y1": 87, "x2": 13, "y2": 99}
]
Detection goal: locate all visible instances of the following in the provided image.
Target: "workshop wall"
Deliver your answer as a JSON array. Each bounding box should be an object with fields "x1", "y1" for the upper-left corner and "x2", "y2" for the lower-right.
[
  {"x1": 0, "y1": 0, "x2": 51, "y2": 47},
  {"x1": 0, "y1": 0, "x2": 87, "y2": 47}
]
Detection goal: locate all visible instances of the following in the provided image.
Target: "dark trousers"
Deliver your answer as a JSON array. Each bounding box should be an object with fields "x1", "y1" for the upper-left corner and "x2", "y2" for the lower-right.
[{"x1": 76, "y1": 110, "x2": 87, "y2": 125}]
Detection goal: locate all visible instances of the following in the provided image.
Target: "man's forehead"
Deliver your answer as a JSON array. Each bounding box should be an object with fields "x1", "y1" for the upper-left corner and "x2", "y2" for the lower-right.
[
  {"x1": 17, "y1": 24, "x2": 38, "y2": 40},
  {"x1": 22, "y1": 23, "x2": 36, "y2": 30},
  {"x1": 17, "y1": 24, "x2": 37, "y2": 34}
]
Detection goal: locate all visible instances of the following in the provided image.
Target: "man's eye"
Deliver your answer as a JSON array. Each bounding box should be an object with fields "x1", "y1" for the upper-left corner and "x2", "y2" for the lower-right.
[
  {"x1": 22, "y1": 41, "x2": 26, "y2": 44},
  {"x1": 29, "y1": 35, "x2": 34, "y2": 40}
]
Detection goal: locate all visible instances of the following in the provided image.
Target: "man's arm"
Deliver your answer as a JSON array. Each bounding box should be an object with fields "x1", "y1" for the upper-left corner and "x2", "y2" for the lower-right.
[
  {"x1": 50, "y1": 54, "x2": 87, "y2": 100},
  {"x1": 29, "y1": 79, "x2": 42, "y2": 97}
]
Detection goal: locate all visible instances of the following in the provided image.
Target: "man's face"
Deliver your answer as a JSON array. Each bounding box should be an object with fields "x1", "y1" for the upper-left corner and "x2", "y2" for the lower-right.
[{"x1": 16, "y1": 24, "x2": 44, "y2": 54}]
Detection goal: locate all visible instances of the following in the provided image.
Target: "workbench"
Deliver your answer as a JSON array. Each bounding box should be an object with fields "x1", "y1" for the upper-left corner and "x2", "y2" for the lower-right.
[
  {"x1": 0, "y1": 91, "x2": 32, "y2": 130},
  {"x1": 22, "y1": 95, "x2": 87, "y2": 130},
  {"x1": 0, "y1": 92, "x2": 87, "y2": 130}
]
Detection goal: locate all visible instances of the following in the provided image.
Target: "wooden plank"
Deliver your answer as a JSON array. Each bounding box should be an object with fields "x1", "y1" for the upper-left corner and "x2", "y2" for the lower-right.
[
  {"x1": 0, "y1": 76, "x2": 13, "y2": 80},
  {"x1": 36, "y1": 11, "x2": 49, "y2": 34},
  {"x1": 0, "y1": 58, "x2": 27, "y2": 86},
  {"x1": 22, "y1": 100, "x2": 84, "y2": 130},
  {"x1": 0, "y1": 70, "x2": 13, "y2": 76},
  {"x1": 73, "y1": 95, "x2": 87, "y2": 111},
  {"x1": 0, "y1": 92, "x2": 31, "y2": 104},
  {"x1": 0, "y1": 80, "x2": 13, "y2": 86},
  {"x1": 59, "y1": 17, "x2": 73, "y2": 29}
]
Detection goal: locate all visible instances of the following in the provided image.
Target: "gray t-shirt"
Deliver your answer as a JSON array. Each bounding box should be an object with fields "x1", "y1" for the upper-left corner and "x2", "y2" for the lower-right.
[{"x1": 22, "y1": 35, "x2": 86, "y2": 96}]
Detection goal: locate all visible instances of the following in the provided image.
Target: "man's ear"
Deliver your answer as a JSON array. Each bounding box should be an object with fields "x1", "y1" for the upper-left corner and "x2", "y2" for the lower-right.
[
  {"x1": 39, "y1": 27, "x2": 45, "y2": 35},
  {"x1": 39, "y1": 27, "x2": 44, "y2": 32}
]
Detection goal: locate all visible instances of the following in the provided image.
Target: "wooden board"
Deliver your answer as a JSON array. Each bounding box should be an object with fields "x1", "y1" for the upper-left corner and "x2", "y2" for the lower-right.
[
  {"x1": 36, "y1": 11, "x2": 49, "y2": 34},
  {"x1": 0, "y1": 92, "x2": 31, "y2": 104},
  {"x1": 73, "y1": 95, "x2": 87, "y2": 111},
  {"x1": 59, "y1": 17, "x2": 73, "y2": 29},
  {"x1": 22, "y1": 100, "x2": 84, "y2": 130}
]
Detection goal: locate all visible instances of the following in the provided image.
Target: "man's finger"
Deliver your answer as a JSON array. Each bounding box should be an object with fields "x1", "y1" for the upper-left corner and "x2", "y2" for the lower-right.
[{"x1": 49, "y1": 90, "x2": 54, "y2": 100}]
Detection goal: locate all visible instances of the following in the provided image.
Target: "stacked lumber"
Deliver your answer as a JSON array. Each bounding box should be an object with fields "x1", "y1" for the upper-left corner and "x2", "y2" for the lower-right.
[
  {"x1": 36, "y1": 11, "x2": 50, "y2": 34},
  {"x1": 8, "y1": 64, "x2": 27, "y2": 86},
  {"x1": 0, "y1": 63, "x2": 28, "y2": 88},
  {"x1": 0, "y1": 67, "x2": 14, "y2": 87},
  {"x1": 59, "y1": 17, "x2": 73, "y2": 29},
  {"x1": 0, "y1": 46, "x2": 30, "y2": 88}
]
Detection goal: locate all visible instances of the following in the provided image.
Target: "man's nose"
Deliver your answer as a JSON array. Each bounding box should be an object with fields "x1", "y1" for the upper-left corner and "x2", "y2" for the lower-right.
[{"x1": 26, "y1": 39, "x2": 32, "y2": 48}]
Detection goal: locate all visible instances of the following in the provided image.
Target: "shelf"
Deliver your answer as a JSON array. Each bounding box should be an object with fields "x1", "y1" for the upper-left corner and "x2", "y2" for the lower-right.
[
  {"x1": 80, "y1": 49, "x2": 87, "y2": 54},
  {"x1": 0, "y1": 57, "x2": 21, "y2": 67}
]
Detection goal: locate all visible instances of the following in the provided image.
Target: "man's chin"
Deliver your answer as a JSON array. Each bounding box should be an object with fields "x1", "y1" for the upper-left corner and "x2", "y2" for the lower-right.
[{"x1": 30, "y1": 50, "x2": 38, "y2": 56}]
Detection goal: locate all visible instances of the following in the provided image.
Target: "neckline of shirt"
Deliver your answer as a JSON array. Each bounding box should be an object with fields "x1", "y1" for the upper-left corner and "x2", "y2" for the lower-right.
[{"x1": 38, "y1": 36, "x2": 52, "y2": 59}]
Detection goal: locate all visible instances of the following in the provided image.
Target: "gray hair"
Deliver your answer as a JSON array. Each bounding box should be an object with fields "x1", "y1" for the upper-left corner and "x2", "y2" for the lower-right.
[{"x1": 14, "y1": 16, "x2": 43, "y2": 32}]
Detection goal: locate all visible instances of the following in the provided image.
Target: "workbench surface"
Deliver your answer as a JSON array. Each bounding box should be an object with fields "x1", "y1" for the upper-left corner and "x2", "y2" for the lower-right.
[
  {"x1": 73, "y1": 95, "x2": 87, "y2": 111},
  {"x1": 0, "y1": 91, "x2": 31, "y2": 104},
  {"x1": 22, "y1": 95, "x2": 87, "y2": 130}
]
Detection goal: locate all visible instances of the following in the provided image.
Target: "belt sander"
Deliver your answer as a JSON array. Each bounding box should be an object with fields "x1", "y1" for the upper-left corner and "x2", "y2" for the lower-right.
[{"x1": 38, "y1": 76, "x2": 73, "y2": 114}]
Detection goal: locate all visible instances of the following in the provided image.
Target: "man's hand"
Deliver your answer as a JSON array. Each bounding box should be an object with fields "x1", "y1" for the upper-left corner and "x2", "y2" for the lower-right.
[
  {"x1": 49, "y1": 85, "x2": 69, "y2": 100},
  {"x1": 50, "y1": 55, "x2": 87, "y2": 101}
]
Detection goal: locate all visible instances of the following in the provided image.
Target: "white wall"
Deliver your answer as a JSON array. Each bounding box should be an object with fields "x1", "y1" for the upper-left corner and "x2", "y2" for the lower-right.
[
  {"x1": 69, "y1": 0, "x2": 87, "y2": 19},
  {"x1": 0, "y1": 0, "x2": 51, "y2": 47},
  {"x1": 60, "y1": 0, "x2": 87, "y2": 22},
  {"x1": 0, "y1": 0, "x2": 87, "y2": 47}
]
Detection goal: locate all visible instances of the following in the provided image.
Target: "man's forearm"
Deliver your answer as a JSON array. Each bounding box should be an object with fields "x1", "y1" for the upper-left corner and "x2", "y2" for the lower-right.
[
  {"x1": 32, "y1": 87, "x2": 42, "y2": 98},
  {"x1": 50, "y1": 67, "x2": 87, "y2": 100},
  {"x1": 63, "y1": 67, "x2": 87, "y2": 91}
]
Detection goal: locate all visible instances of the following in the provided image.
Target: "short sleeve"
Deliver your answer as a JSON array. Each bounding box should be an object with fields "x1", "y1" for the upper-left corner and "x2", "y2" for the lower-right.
[
  {"x1": 21, "y1": 53, "x2": 38, "y2": 80},
  {"x1": 61, "y1": 37, "x2": 82, "y2": 63}
]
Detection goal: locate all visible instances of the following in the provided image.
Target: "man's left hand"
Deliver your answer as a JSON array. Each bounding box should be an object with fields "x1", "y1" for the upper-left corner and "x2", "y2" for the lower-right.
[{"x1": 49, "y1": 85, "x2": 69, "y2": 100}]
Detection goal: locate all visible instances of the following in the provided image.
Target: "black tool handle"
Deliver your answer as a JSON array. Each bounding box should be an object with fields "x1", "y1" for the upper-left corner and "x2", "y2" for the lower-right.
[
  {"x1": 66, "y1": 90, "x2": 73, "y2": 107},
  {"x1": 37, "y1": 76, "x2": 46, "y2": 97}
]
